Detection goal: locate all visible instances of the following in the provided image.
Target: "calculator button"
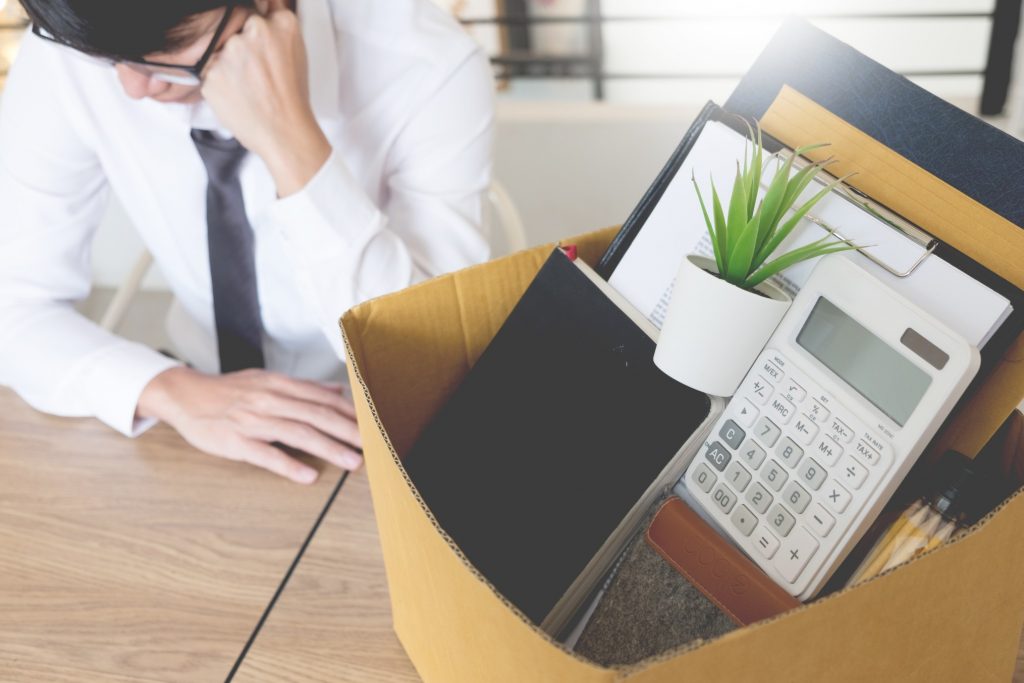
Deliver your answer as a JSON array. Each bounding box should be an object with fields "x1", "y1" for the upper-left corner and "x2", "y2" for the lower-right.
[
  {"x1": 796, "y1": 458, "x2": 827, "y2": 491},
  {"x1": 811, "y1": 435, "x2": 843, "y2": 467},
  {"x1": 710, "y1": 483, "x2": 738, "y2": 514},
  {"x1": 775, "y1": 526, "x2": 819, "y2": 583},
  {"x1": 854, "y1": 440, "x2": 884, "y2": 468},
  {"x1": 749, "y1": 376, "x2": 773, "y2": 405},
  {"x1": 753, "y1": 524, "x2": 780, "y2": 559},
  {"x1": 776, "y1": 437, "x2": 804, "y2": 468},
  {"x1": 780, "y1": 380, "x2": 806, "y2": 404},
  {"x1": 767, "y1": 503, "x2": 796, "y2": 537},
  {"x1": 754, "y1": 417, "x2": 781, "y2": 447},
  {"x1": 766, "y1": 396, "x2": 796, "y2": 425},
  {"x1": 724, "y1": 461, "x2": 752, "y2": 492},
  {"x1": 807, "y1": 504, "x2": 835, "y2": 537},
  {"x1": 745, "y1": 482, "x2": 774, "y2": 514},
  {"x1": 782, "y1": 481, "x2": 811, "y2": 513},
  {"x1": 823, "y1": 482, "x2": 852, "y2": 513},
  {"x1": 828, "y1": 417, "x2": 855, "y2": 444},
  {"x1": 792, "y1": 415, "x2": 819, "y2": 445},
  {"x1": 760, "y1": 460, "x2": 789, "y2": 492},
  {"x1": 738, "y1": 439, "x2": 766, "y2": 470},
  {"x1": 690, "y1": 463, "x2": 717, "y2": 493},
  {"x1": 760, "y1": 358, "x2": 784, "y2": 384},
  {"x1": 734, "y1": 399, "x2": 759, "y2": 428},
  {"x1": 806, "y1": 400, "x2": 830, "y2": 424},
  {"x1": 704, "y1": 442, "x2": 732, "y2": 472},
  {"x1": 718, "y1": 420, "x2": 746, "y2": 450},
  {"x1": 730, "y1": 504, "x2": 757, "y2": 537},
  {"x1": 838, "y1": 455, "x2": 869, "y2": 490}
]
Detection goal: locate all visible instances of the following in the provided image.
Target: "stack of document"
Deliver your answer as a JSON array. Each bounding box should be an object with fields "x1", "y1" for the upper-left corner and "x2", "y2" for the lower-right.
[{"x1": 608, "y1": 121, "x2": 1013, "y2": 349}]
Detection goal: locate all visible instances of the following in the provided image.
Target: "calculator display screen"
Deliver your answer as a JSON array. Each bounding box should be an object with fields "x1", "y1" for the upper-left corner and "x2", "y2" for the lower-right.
[{"x1": 797, "y1": 297, "x2": 931, "y2": 426}]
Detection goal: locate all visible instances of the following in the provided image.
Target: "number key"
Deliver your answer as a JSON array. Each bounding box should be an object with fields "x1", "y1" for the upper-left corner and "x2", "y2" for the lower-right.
[
  {"x1": 690, "y1": 462, "x2": 717, "y2": 493},
  {"x1": 711, "y1": 483, "x2": 737, "y2": 514},
  {"x1": 782, "y1": 481, "x2": 811, "y2": 513},
  {"x1": 797, "y1": 457, "x2": 827, "y2": 491},
  {"x1": 738, "y1": 439, "x2": 766, "y2": 470},
  {"x1": 767, "y1": 503, "x2": 796, "y2": 537},
  {"x1": 745, "y1": 482, "x2": 773, "y2": 514},
  {"x1": 760, "y1": 459, "x2": 788, "y2": 492},
  {"x1": 754, "y1": 417, "x2": 781, "y2": 447},
  {"x1": 725, "y1": 461, "x2": 752, "y2": 492},
  {"x1": 776, "y1": 437, "x2": 804, "y2": 468}
]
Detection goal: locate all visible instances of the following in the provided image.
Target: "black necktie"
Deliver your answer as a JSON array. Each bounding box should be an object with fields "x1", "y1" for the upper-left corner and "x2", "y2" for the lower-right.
[{"x1": 191, "y1": 129, "x2": 265, "y2": 373}]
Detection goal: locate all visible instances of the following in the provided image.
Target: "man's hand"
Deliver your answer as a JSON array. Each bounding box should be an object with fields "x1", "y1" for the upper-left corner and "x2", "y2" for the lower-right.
[
  {"x1": 201, "y1": 0, "x2": 331, "y2": 197},
  {"x1": 138, "y1": 366, "x2": 362, "y2": 484}
]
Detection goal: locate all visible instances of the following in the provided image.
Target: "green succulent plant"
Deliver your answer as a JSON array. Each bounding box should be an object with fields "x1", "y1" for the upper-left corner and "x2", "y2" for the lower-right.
[{"x1": 693, "y1": 120, "x2": 859, "y2": 291}]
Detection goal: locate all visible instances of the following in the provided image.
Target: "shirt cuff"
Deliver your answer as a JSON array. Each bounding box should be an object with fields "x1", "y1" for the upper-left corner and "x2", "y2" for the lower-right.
[
  {"x1": 79, "y1": 342, "x2": 183, "y2": 438},
  {"x1": 257, "y1": 151, "x2": 385, "y2": 260}
]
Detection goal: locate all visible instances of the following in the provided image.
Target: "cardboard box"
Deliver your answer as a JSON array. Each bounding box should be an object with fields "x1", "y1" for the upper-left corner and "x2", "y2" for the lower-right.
[
  {"x1": 342, "y1": 239, "x2": 1024, "y2": 682},
  {"x1": 340, "y1": 70, "x2": 1024, "y2": 683}
]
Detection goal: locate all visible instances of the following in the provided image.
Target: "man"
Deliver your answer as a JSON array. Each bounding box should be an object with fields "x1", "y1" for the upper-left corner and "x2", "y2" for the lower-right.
[{"x1": 0, "y1": 0, "x2": 494, "y2": 482}]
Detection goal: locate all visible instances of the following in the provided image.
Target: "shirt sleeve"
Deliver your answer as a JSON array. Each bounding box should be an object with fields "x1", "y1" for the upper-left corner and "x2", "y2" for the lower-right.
[
  {"x1": 0, "y1": 36, "x2": 181, "y2": 437},
  {"x1": 255, "y1": 46, "x2": 495, "y2": 360}
]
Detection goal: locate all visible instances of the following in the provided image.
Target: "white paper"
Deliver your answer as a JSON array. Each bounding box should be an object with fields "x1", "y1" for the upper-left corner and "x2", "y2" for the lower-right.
[{"x1": 608, "y1": 121, "x2": 1012, "y2": 348}]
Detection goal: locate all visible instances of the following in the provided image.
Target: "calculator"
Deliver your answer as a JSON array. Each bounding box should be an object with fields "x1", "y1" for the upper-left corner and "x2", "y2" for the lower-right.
[{"x1": 676, "y1": 256, "x2": 980, "y2": 600}]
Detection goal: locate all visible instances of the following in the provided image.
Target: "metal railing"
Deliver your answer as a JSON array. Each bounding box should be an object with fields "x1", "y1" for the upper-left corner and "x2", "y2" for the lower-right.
[{"x1": 463, "y1": 0, "x2": 1021, "y2": 112}]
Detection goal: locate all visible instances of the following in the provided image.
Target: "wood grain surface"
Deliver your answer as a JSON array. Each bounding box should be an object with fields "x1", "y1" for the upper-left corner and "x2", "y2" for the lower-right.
[
  {"x1": 0, "y1": 389, "x2": 342, "y2": 682},
  {"x1": 233, "y1": 470, "x2": 420, "y2": 682},
  {"x1": 0, "y1": 385, "x2": 1020, "y2": 681}
]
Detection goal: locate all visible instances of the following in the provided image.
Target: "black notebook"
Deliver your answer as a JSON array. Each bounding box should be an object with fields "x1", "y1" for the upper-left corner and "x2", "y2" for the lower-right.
[{"x1": 404, "y1": 249, "x2": 719, "y2": 635}]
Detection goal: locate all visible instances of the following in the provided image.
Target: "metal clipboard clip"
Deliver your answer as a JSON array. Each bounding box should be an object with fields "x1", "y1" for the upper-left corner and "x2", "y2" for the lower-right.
[{"x1": 760, "y1": 151, "x2": 938, "y2": 278}]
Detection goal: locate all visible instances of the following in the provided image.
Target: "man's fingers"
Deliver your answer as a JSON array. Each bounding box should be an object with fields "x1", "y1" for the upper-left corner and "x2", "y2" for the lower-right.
[
  {"x1": 266, "y1": 373, "x2": 358, "y2": 419},
  {"x1": 259, "y1": 393, "x2": 362, "y2": 449},
  {"x1": 250, "y1": 417, "x2": 363, "y2": 471},
  {"x1": 239, "y1": 439, "x2": 319, "y2": 484}
]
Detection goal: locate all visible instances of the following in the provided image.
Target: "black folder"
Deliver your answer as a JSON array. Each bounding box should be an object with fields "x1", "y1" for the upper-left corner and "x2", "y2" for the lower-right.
[{"x1": 404, "y1": 249, "x2": 716, "y2": 633}]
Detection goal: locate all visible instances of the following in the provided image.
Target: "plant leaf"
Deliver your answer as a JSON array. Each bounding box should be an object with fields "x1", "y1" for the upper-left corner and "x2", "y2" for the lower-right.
[
  {"x1": 744, "y1": 239, "x2": 859, "y2": 289},
  {"x1": 692, "y1": 172, "x2": 725, "y2": 274},
  {"x1": 726, "y1": 209, "x2": 761, "y2": 283},
  {"x1": 755, "y1": 155, "x2": 794, "y2": 252},
  {"x1": 752, "y1": 173, "x2": 852, "y2": 271},
  {"x1": 746, "y1": 120, "x2": 763, "y2": 220},
  {"x1": 710, "y1": 177, "x2": 729, "y2": 273},
  {"x1": 726, "y1": 165, "x2": 748, "y2": 253}
]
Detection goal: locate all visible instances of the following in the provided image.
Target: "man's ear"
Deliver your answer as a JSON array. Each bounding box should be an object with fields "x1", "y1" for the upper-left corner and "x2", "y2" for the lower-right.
[{"x1": 256, "y1": 0, "x2": 290, "y2": 14}]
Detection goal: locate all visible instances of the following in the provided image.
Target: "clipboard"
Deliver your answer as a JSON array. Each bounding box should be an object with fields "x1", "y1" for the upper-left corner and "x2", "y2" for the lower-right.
[{"x1": 597, "y1": 20, "x2": 1024, "y2": 458}]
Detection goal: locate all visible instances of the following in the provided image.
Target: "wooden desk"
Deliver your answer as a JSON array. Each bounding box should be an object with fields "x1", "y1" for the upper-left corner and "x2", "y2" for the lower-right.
[
  {"x1": 0, "y1": 386, "x2": 1020, "y2": 681},
  {"x1": 0, "y1": 389, "x2": 342, "y2": 682},
  {"x1": 233, "y1": 470, "x2": 419, "y2": 682}
]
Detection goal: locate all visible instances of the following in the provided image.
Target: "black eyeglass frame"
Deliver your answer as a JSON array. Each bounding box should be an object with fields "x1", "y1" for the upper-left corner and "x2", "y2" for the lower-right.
[{"x1": 31, "y1": 2, "x2": 238, "y2": 83}]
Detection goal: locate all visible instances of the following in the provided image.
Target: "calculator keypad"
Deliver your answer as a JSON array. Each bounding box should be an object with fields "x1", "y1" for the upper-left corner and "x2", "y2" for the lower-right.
[{"x1": 685, "y1": 348, "x2": 894, "y2": 596}]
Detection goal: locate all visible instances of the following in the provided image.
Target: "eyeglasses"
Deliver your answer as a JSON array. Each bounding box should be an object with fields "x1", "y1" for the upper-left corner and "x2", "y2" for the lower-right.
[{"x1": 32, "y1": 3, "x2": 237, "y2": 86}]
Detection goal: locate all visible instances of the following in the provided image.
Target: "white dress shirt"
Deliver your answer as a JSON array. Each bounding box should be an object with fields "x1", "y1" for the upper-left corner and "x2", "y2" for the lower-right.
[{"x1": 0, "y1": 0, "x2": 494, "y2": 436}]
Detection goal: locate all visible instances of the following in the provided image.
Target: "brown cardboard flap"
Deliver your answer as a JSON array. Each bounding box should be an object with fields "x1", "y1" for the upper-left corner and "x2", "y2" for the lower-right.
[{"x1": 760, "y1": 86, "x2": 1024, "y2": 457}]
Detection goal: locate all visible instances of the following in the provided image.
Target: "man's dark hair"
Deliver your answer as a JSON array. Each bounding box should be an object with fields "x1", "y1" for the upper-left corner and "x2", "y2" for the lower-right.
[{"x1": 21, "y1": 0, "x2": 255, "y2": 61}]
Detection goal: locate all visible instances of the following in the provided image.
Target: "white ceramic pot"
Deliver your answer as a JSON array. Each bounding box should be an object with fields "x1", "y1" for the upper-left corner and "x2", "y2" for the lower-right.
[{"x1": 654, "y1": 255, "x2": 792, "y2": 397}]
